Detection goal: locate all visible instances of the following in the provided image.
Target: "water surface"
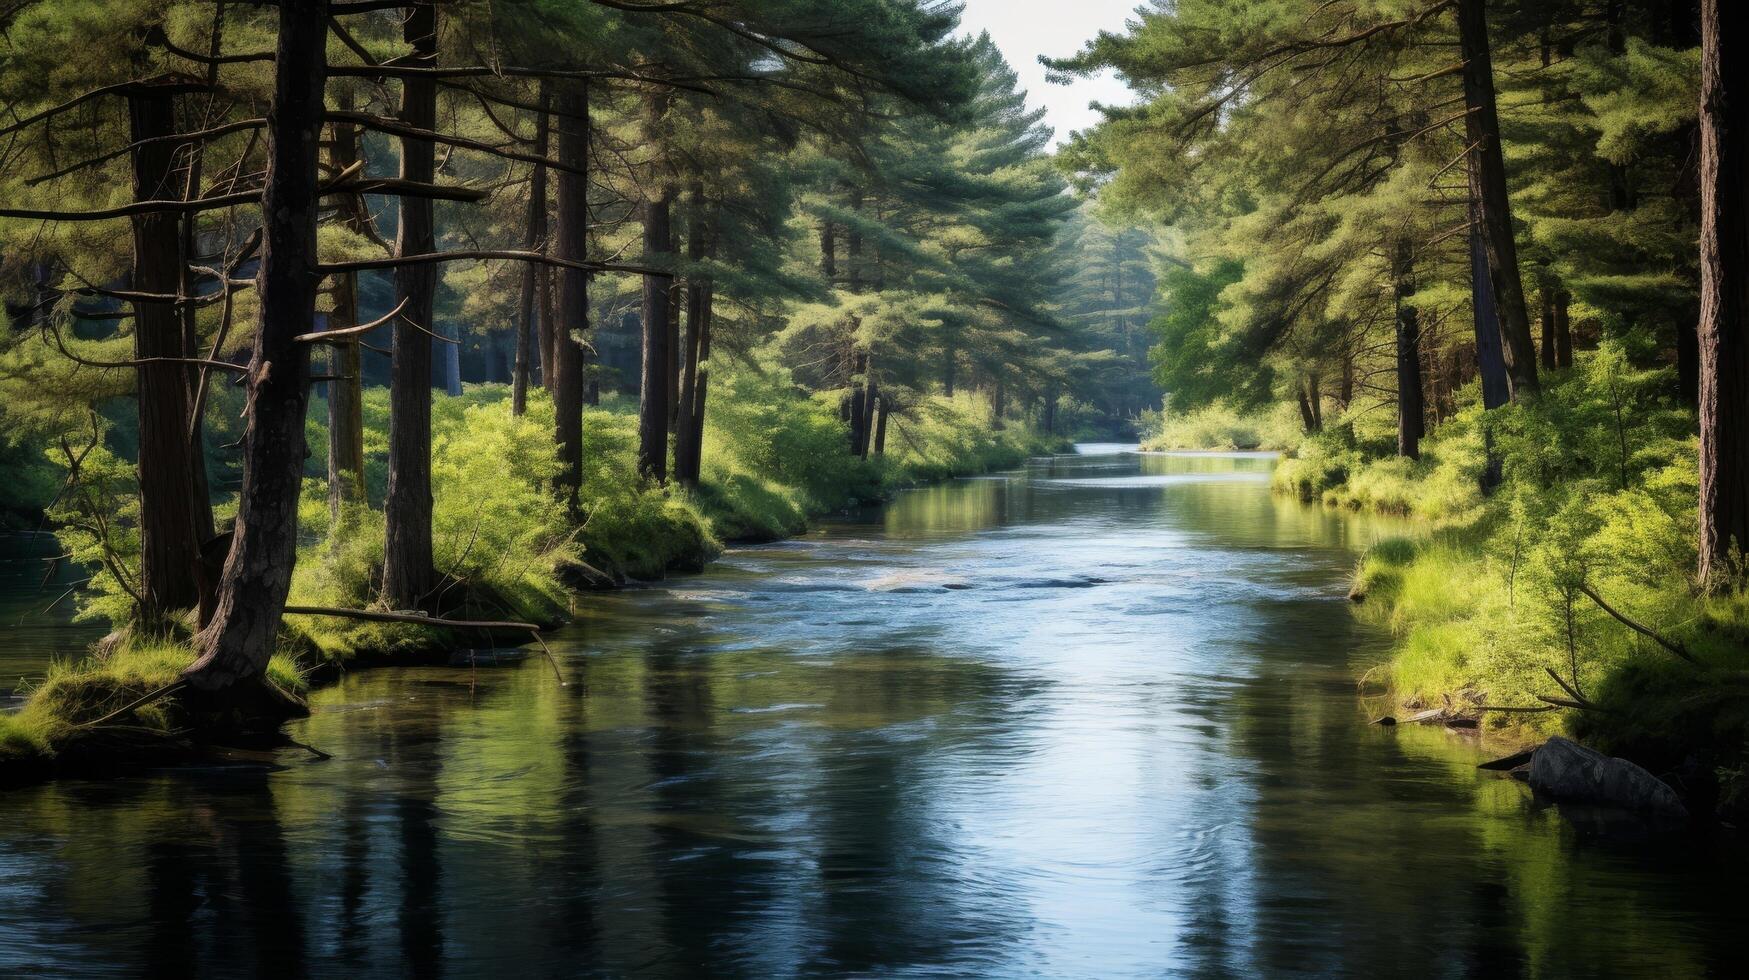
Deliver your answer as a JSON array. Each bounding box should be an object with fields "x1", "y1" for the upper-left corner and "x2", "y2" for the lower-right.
[{"x1": 2, "y1": 447, "x2": 1745, "y2": 977}]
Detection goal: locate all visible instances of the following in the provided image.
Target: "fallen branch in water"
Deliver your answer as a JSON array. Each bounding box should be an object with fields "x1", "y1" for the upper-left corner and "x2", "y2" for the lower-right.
[
  {"x1": 1579, "y1": 583, "x2": 1698, "y2": 666},
  {"x1": 281, "y1": 605, "x2": 566, "y2": 686}
]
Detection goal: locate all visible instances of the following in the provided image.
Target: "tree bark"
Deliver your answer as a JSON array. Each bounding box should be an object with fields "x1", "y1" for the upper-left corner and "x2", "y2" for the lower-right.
[
  {"x1": 667, "y1": 264, "x2": 682, "y2": 435},
  {"x1": 846, "y1": 350, "x2": 868, "y2": 452},
  {"x1": 1469, "y1": 204, "x2": 1512, "y2": 411},
  {"x1": 674, "y1": 187, "x2": 710, "y2": 488},
  {"x1": 512, "y1": 82, "x2": 550, "y2": 417},
  {"x1": 1459, "y1": 0, "x2": 1540, "y2": 399},
  {"x1": 1554, "y1": 289, "x2": 1573, "y2": 368},
  {"x1": 873, "y1": 396, "x2": 890, "y2": 455},
  {"x1": 1540, "y1": 284, "x2": 1558, "y2": 371},
  {"x1": 129, "y1": 83, "x2": 203, "y2": 623},
  {"x1": 551, "y1": 80, "x2": 588, "y2": 512},
  {"x1": 326, "y1": 107, "x2": 368, "y2": 533},
  {"x1": 383, "y1": 2, "x2": 439, "y2": 611},
  {"x1": 184, "y1": 0, "x2": 327, "y2": 693},
  {"x1": 1699, "y1": 0, "x2": 1749, "y2": 587},
  {"x1": 638, "y1": 184, "x2": 676, "y2": 482},
  {"x1": 859, "y1": 367, "x2": 879, "y2": 458},
  {"x1": 1394, "y1": 242, "x2": 1425, "y2": 460}
]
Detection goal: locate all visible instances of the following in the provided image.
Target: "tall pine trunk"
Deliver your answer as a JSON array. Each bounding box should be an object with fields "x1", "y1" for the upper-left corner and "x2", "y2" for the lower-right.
[
  {"x1": 1469, "y1": 204, "x2": 1512, "y2": 411},
  {"x1": 512, "y1": 83, "x2": 550, "y2": 417},
  {"x1": 1699, "y1": 0, "x2": 1749, "y2": 587},
  {"x1": 326, "y1": 109, "x2": 367, "y2": 532},
  {"x1": 184, "y1": 0, "x2": 327, "y2": 693},
  {"x1": 873, "y1": 397, "x2": 890, "y2": 455},
  {"x1": 383, "y1": 3, "x2": 439, "y2": 610},
  {"x1": 1394, "y1": 242, "x2": 1425, "y2": 459},
  {"x1": 128, "y1": 83, "x2": 203, "y2": 623},
  {"x1": 1554, "y1": 289, "x2": 1573, "y2": 368},
  {"x1": 674, "y1": 188, "x2": 710, "y2": 488},
  {"x1": 551, "y1": 80, "x2": 589, "y2": 512},
  {"x1": 1459, "y1": 0, "x2": 1540, "y2": 399},
  {"x1": 638, "y1": 185, "x2": 676, "y2": 482}
]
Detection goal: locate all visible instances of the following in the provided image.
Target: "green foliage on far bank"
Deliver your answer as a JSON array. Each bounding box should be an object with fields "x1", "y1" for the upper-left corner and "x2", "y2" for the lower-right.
[{"x1": 1139, "y1": 401, "x2": 1303, "y2": 452}]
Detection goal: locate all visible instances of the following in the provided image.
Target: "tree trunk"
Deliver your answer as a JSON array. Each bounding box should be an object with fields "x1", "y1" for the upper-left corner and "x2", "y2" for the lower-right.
[
  {"x1": 1395, "y1": 242, "x2": 1425, "y2": 459},
  {"x1": 512, "y1": 82, "x2": 550, "y2": 417},
  {"x1": 859, "y1": 368, "x2": 879, "y2": 458},
  {"x1": 1541, "y1": 284, "x2": 1558, "y2": 370},
  {"x1": 684, "y1": 281, "x2": 713, "y2": 483},
  {"x1": 667, "y1": 269, "x2": 682, "y2": 435},
  {"x1": 873, "y1": 397, "x2": 890, "y2": 456},
  {"x1": 846, "y1": 350, "x2": 868, "y2": 453},
  {"x1": 184, "y1": 1, "x2": 327, "y2": 693},
  {"x1": 943, "y1": 336, "x2": 956, "y2": 397},
  {"x1": 1554, "y1": 289, "x2": 1573, "y2": 368},
  {"x1": 674, "y1": 188, "x2": 709, "y2": 488},
  {"x1": 128, "y1": 83, "x2": 203, "y2": 623},
  {"x1": 1459, "y1": 0, "x2": 1540, "y2": 399},
  {"x1": 1469, "y1": 204, "x2": 1513, "y2": 411},
  {"x1": 551, "y1": 80, "x2": 588, "y2": 512},
  {"x1": 443, "y1": 322, "x2": 462, "y2": 396},
  {"x1": 1677, "y1": 302, "x2": 1701, "y2": 405},
  {"x1": 1296, "y1": 385, "x2": 1317, "y2": 434},
  {"x1": 539, "y1": 259, "x2": 556, "y2": 394},
  {"x1": 1699, "y1": 0, "x2": 1749, "y2": 587},
  {"x1": 1043, "y1": 390, "x2": 1058, "y2": 436},
  {"x1": 1307, "y1": 373, "x2": 1324, "y2": 431},
  {"x1": 326, "y1": 110, "x2": 368, "y2": 533},
  {"x1": 638, "y1": 184, "x2": 676, "y2": 482},
  {"x1": 992, "y1": 382, "x2": 1007, "y2": 432},
  {"x1": 383, "y1": 2, "x2": 439, "y2": 611}
]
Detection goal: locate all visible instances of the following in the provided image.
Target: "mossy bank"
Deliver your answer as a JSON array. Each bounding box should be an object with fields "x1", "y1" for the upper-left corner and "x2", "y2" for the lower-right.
[{"x1": 2, "y1": 375, "x2": 1066, "y2": 784}]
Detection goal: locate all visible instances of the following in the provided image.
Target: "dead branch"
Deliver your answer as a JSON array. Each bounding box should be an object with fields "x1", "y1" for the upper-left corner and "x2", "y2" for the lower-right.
[{"x1": 1579, "y1": 583, "x2": 1699, "y2": 666}]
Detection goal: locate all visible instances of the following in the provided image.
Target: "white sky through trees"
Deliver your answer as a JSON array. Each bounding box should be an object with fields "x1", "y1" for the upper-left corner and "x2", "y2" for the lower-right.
[{"x1": 956, "y1": 0, "x2": 1141, "y2": 146}]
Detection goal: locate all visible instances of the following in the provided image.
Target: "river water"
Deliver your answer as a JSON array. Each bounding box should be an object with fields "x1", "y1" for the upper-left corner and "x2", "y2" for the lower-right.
[{"x1": 2, "y1": 446, "x2": 1745, "y2": 977}]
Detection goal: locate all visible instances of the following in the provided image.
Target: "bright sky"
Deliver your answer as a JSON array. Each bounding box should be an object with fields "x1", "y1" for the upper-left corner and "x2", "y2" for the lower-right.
[{"x1": 956, "y1": 0, "x2": 1143, "y2": 147}]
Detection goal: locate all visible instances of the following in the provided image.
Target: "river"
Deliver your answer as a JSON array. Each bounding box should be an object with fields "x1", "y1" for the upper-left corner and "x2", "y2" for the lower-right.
[{"x1": 2, "y1": 445, "x2": 1745, "y2": 977}]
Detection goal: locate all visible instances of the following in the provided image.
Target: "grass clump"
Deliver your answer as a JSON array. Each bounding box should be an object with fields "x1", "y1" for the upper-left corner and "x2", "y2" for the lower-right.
[
  {"x1": 2, "y1": 637, "x2": 306, "y2": 770},
  {"x1": 1315, "y1": 345, "x2": 1749, "y2": 814}
]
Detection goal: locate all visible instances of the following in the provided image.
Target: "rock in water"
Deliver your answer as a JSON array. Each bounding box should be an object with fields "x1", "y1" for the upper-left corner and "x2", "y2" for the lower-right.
[{"x1": 1527, "y1": 737, "x2": 1688, "y2": 819}]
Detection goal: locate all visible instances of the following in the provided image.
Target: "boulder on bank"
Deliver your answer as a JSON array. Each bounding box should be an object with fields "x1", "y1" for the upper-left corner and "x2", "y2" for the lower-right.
[{"x1": 1528, "y1": 736, "x2": 1688, "y2": 819}]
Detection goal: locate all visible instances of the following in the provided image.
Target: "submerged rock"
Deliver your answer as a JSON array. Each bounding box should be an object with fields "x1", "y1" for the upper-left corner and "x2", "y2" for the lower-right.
[{"x1": 1528, "y1": 736, "x2": 1689, "y2": 819}]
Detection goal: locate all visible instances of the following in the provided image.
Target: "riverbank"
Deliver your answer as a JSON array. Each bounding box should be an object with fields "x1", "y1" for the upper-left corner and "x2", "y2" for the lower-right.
[
  {"x1": 1259, "y1": 349, "x2": 1749, "y2": 822},
  {"x1": 1, "y1": 378, "x2": 1066, "y2": 785}
]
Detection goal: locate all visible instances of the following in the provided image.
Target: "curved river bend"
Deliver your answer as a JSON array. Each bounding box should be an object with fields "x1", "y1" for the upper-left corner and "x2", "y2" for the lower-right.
[{"x1": 2, "y1": 446, "x2": 1745, "y2": 977}]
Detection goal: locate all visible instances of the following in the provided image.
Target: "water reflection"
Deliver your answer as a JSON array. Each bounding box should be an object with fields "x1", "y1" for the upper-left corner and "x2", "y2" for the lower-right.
[{"x1": 2, "y1": 447, "x2": 1746, "y2": 976}]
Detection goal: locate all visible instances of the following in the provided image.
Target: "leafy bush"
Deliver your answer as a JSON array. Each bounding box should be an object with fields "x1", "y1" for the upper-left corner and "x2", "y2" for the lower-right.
[{"x1": 1142, "y1": 400, "x2": 1302, "y2": 451}]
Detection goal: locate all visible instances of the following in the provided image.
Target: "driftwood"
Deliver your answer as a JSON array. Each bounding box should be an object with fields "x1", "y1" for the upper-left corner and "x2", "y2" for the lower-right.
[{"x1": 281, "y1": 606, "x2": 567, "y2": 686}]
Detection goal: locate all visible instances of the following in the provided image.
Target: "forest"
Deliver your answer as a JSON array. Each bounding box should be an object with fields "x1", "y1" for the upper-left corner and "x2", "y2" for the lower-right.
[
  {"x1": 2, "y1": 0, "x2": 1748, "y2": 972},
  {"x1": 1058, "y1": 0, "x2": 1749, "y2": 821},
  {"x1": 0, "y1": 0, "x2": 1160, "y2": 776}
]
